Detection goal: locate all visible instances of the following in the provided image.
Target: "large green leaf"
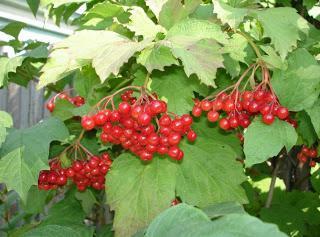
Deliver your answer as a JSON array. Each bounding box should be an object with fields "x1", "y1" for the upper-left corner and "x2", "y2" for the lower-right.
[
  {"x1": 254, "y1": 7, "x2": 309, "y2": 59},
  {"x1": 145, "y1": 204, "x2": 287, "y2": 237},
  {"x1": 0, "y1": 148, "x2": 34, "y2": 202},
  {"x1": 0, "y1": 57, "x2": 25, "y2": 87},
  {"x1": 272, "y1": 49, "x2": 320, "y2": 111},
  {"x1": 137, "y1": 44, "x2": 179, "y2": 72},
  {"x1": 125, "y1": 6, "x2": 165, "y2": 39},
  {"x1": 166, "y1": 18, "x2": 227, "y2": 87},
  {"x1": 0, "y1": 117, "x2": 69, "y2": 201},
  {"x1": 244, "y1": 118, "x2": 297, "y2": 166},
  {"x1": 306, "y1": 99, "x2": 320, "y2": 138},
  {"x1": 38, "y1": 30, "x2": 150, "y2": 88},
  {"x1": 213, "y1": 0, "x2": 248, "y2": 28},
  {"x1": 159, "y1": 0, "x2": 201, "y2": 29},
  {"x1": 176, "y1": 137, "x2": 247, "y2": 207},
  {"x1": 22, "y1": 225, "x2": 84, "y2": 237},
  {"x1": 106, "y1": 126, "x2": 247, "y2": 236},
  {"x1": 150, "y1": 67, "x2": 207, "y2": 114},
  {"x1": 106, "y1": 154, "x2": 177, "y2": 237}
]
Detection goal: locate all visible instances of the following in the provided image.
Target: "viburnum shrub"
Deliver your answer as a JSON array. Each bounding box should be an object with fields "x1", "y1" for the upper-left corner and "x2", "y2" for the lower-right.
[
  {"x1": 192, "y1": 65, "x2": 296, "y2": 131},
  {"x1": 81, "y1": 86, "x2": 196, "y2": 161},
  {"x1": 0, "y1": 1, "x2": 320, "y2": 237}
]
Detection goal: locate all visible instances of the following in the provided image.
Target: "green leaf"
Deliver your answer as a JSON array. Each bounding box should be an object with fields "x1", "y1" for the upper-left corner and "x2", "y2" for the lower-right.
[
  {"x1": 0, "y1": 148, "x2": 34, "y2": 202},
  {"x1": 202, "y1": 202, "x2": 246, "y2": 218},
  {"x1": 0, "y1": 111, "x2": 13, "y2": 128},
  {"x1": 166, "y1": 18, "x2": 227, "y2": 44},
  {"x1": 23, "y1": 186, "x2": 51, "y2": 214},
  {"x1": 106, "y1": 130, "x2": 247, "y2": 236},
  {"x1": 170, "y1": 38, "x2": 224, "y2": 87},
  {"x1": 125, "y1": 6, "x2": 165, "y2": 39},
  {"x1": 166, "y1": 18, "x2": 227, "y2": 86},
  {"x1": 254, "y1": 7, "x2": 309, "y2": 59},
  {"x1": 0, "y1": 117, "x2": 69, "y2": 201},
  {"x1": 0, "y1": 22, "x2": 26, "y2": 39},
  {"x1": 145, "y1": 204, "x2": 287, "y2": 237},
  {"x1": 244, "y1": 118, "x2": 297, "y2": 166},
  {"x1": 106, "y1": 154, "x2": 177, "y2": 237},
  {"x1": 75, "y1": 190, "x2": 97, "y2": 214},
  {"x1": 0, "y1": 57, "x2": 25, "y2": 87},
  {"x1": 159, "y1": 0, "x2": 201, "y2": 29},
  {"x1": 296, "y1": 111, "x2": 318, "y2": 146},
  {"x1": 39, "y1": 30, "x2": 151, "y2": 88},
  {"x1": 150, "y1": 67, "x2": 207, "y2": 114},
  {"x1": 137, "y1": 44, "x2": 179, "y2": 72},
  {"x1": 260, "y1": 46, "x2": 286, "y2": 70},
  {"x1": 176, "y1": 137, "x2": 247, "y2": 207},
  {"x1": 272, "y1": 49, "x2": 320, "y2": 111},
  {"x1": 27, "y1": 0, "x2": 40, "y2": 17},
  {"x1": 145, "y1": 0, "x2": 168, "y2": 19},
  {"x1": 306, "y1": 99, "x2": 320, "y2": 138},
  {"x1": 52, "y1": 99, "x2": 76, "y2": 121},
  {"x1": 213, "y1": 0, "x2": 248, "y2": 28}
]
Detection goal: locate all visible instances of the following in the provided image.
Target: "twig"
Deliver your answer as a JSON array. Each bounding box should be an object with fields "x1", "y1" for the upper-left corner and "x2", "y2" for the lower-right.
[{"x1": 265, "y1": 156, "x2": 282, "y2": 208}]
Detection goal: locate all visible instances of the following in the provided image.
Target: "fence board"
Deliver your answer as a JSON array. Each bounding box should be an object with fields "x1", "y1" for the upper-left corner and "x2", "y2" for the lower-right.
[{"x1": 0, "y1": 81, "x2": 49, "y2": 128}]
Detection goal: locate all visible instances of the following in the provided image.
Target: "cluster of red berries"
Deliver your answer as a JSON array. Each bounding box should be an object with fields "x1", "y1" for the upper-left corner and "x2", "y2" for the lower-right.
[
  {"x1": 38, "y1": 153, "x2": 112, "y2": 191},
  {"x1": 46, "y1": 92, "x2": 85, "y2": 112},
  {"x1": 81, "y1": 92, "x2": 196, "y2": 161},
  {"x1": 192, "y1": 88, "x2": 295, "y2": 130},
  {"x1": 120, "y1": 90, "x2": 137, "y2": 104},
  {"x1": 297, "y1": 146, "x2": 318, "y2": 167}
]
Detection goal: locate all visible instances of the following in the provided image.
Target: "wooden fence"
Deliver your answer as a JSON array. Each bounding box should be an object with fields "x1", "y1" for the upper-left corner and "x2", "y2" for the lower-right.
[{"x1": 0, "y1": 81, "x2": 50, "y2": 128}]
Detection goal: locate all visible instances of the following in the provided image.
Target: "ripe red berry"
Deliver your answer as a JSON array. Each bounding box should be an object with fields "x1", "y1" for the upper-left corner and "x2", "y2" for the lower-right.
[
  {"x1": 81, "y1": 116, "x2": 95, "y2": 130},
  {"x1": 150, "y1": 100, "x2": 164, "y2": 114},
  {"x1": 229, "y1": 117, "x2": 239, "y2": 128},
  {"x1": 308, "y1": 149, "x2": 318, "y2": 158},
  {"x1": 219, "y1": 118, "x2": 230, "y2": 130},
  {"x1": 187, "y1": 130, "x2": 197, "y2": 142},
  {"x1": 94, "y1": 112, "x2": 108, "y2": 126},
  {"x1": 262, "y1": 114, "x2": 275, "y2": 125},
  {"x1": 201, "y1": 100, "x2": 212, "y2": 111},
  {"x1": 138, "y1": 112, "x2": 151, "y2": 126},
  {"x1": 159, "y1": 114, "x2": 171, "y2": 126},
  {"x1": 192, "y1": 106, "x2": 202, "y2": 117},
  {"x1": 118, "y1": 102, "x2": 131, "y2": 114},
  {"x1": 310, "y1": 160, "x2": 316, "y2": 167},
  {"x1": 222, "y1": 99, "x2": 235, "y2": 112},
  {"x1": 276, "y1": 107, "x2": 289, "y2": 120},
  {"x1": 168, "y1": 146, "x2": 180, "y2": 159},
  {"x1": 181, "y1": 114, "x2": 193, "y2": 126},
  {"x1": 168, "y1": 132, "x2": 181, "y2": 145},
  {"x1": 46, "y1": 102, "x2": 55, "y2": 112},
  {"x1": 207, "y1": 111, "x2": 219, "y2": 122}
]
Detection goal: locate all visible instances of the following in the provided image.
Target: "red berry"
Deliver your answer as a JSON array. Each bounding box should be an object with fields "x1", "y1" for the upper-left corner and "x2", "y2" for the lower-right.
[
  {"x1": 219, "y1": 118, "x2": 230, "y2": 130},
  {"x1": 168, "y1": 146, "x2": 180, "y2": 159},
  {"x1": 118, "y1": 102, "x2": 131, "y2": 114},
  {"x1": 201, "y1": 100, "x2": 212, "y2": 111},
  {"x1": 94, "y1": 112, "x2": 108, "y2": 126},
  {"x1": 207, "y1": 111, "x2": 219, "y2": 122},
  {"x1": 150, "y1": 100, "x2": 164, "y2": 114},
  {"x1": 222, "y1": 99, "x2": 235, "y2": 112},
  {"x1": 168, "y1": 132, "x2": 181, "y2": 145},
  {"x1": 276, "y1": 107, "x2": 289, "y2": 120},
  {"x1": 254, "y1": 90, "x2": 265, "y2": 101},
  {"x1": 192, "y1": 106, "x2": 202, "y2": 117},
  {"x1": 159, "y1": 114, "x2": 172, "y2": 126},
  {"x1": 137, "y1": 113, "x2": 151, "y2": 126},
  {"x1": 187, "y1": 130, "x2": 197, "y2": 142},
  {"x1": 81, "y1": 116, "x2": 95, "y2": 130},
  {"x1": 310, "y1": 160, "x2": 316, "y2": 167},
  {"x1": 46, "y1": 102, "x2": 55, "y2": 112},
  {"x1": 229, "y1": 117, "x2": 239, "y2": 128},
  {"x1": 181, "y1": 114, "x2": 193, "y2": 126},
  {"x1": 308, "y1": 149, "x2": 318, "y2": 158},
  {"x1": 140, "y1": 151, "x2": 153, "y2": 161},
  {"x1": 262, "y1": 114, "x2": 275, "y2": 125}
]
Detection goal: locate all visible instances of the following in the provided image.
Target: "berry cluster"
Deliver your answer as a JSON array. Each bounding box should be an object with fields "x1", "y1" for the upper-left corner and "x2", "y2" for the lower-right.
[
  {"x1": 81, "y1": 90, "x2": 196, "y2": 161},
  {"x1": 192, "y1": 88, "x2": 295, "y2": 130},
  {"x1": 46, "y1": 92, "x2": 85, "y2": 112},
  {"x1": 38, "y1": 153, "x2": 112, "y2": 191},
  {"x1": 297, "y1": 146, "x2": 318, "y2": 167}
]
